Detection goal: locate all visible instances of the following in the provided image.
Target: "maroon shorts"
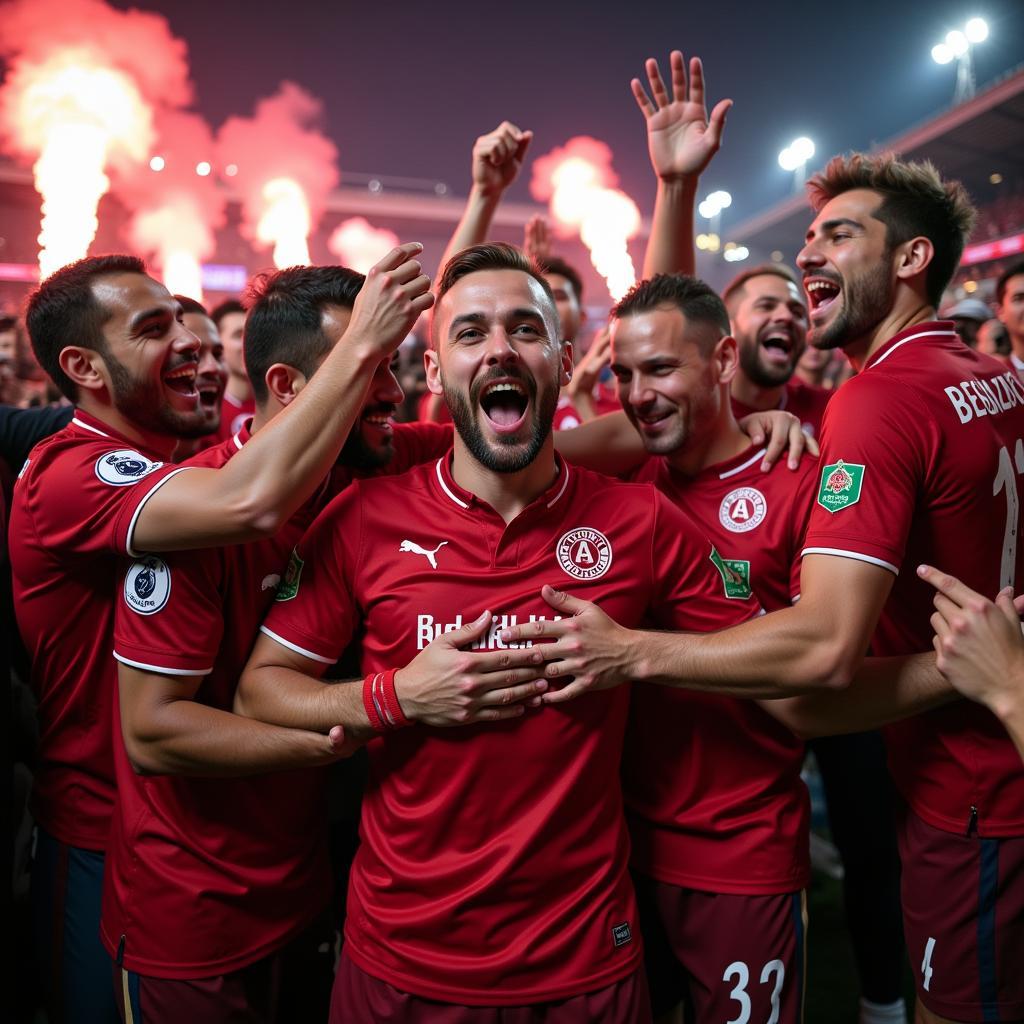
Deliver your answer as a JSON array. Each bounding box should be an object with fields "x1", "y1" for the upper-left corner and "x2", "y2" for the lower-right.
[
  {"x1": 897, "y1": 805, "x2": 1024, "y2": 1022},
  {"x1": 112, "y1": 913, "x2": 335, "y2": 1024},
  {"x1": 330, "y1": 948, "x2": 652, "y2": 1023},
  {"x1": 632, "y1": 871, "x2": 806, "y2": 1024}
]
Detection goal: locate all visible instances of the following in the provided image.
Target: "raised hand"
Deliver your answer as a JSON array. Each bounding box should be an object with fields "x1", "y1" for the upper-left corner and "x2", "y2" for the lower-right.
[
  {"x1": 632, "y1": 50, "x2": 732, "y2": 181},
  {"x1": 345, "y1": 242, "x2": 434, "y2": 356},
  {"x1": 394, "y1": 609, "x2": 548, "y2": 726},
  {"x1": 472, "y1": 121, "x2": 533, "y2": 196},
  {"x1": 523, "y1": 214, "x2": 551, "y2": 263}
]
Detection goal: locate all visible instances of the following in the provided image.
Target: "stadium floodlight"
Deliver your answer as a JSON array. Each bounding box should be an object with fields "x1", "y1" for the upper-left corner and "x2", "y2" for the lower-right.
[
  {"x1": 723, "y1": 245, "x2": 749, "y2": 263},
  {"x1": 779, "y1": 137, "x2": 816, "y2": 190},
  {"x1": 149, "y1": 155, "x2": 165, "y2": 172},
  {"x1": 965, "y1": 17, "x2": 988, "y2": 42},
  {"x1": 698, "y1": 190, "x2": 732, "y2": 220},
  {"x1": 932, "y1": 19, "x2": 988, "y2": 101}
]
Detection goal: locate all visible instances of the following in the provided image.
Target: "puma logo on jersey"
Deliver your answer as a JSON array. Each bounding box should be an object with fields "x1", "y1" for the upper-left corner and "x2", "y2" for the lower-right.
[{"x1": 400, "y1": 539, "x2": 448, "y2": 569}]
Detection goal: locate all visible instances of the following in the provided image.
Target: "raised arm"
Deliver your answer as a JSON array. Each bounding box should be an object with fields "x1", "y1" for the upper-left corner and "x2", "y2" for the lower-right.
[
  {"x1": 633, "y1": 51, "x2": 732, "y2": 278},
  {"x1": 132, "y1": 244, "x2": 433, "y2": 551},
  {"x1": 438, "y1": 121, "x2": 533, "y2": 274}
]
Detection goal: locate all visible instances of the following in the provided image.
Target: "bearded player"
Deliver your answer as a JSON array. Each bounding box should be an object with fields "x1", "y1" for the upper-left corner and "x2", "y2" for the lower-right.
[
  {"x1": 508, "y1": 154, "x2": 1024, "y2": 1024},
  {"x1": 235, "y1": 243, "x2": 766, "y2": 1022}
]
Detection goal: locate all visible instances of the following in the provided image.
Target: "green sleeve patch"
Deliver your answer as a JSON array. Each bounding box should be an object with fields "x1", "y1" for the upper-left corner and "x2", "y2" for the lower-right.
[
  {"x1": 275, "y1": 548, "x2": 304, "y2": 602},
  {"x1": 709, "y1": 547, "x2": 753, "y2": 600},
  {"x1": 817, "y1": 459, "x2": 865, "y2": 513}
]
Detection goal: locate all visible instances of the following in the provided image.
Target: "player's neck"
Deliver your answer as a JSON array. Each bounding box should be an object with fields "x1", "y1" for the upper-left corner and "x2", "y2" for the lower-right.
[
  {"x1": 666, "y1": 414, "x2": 750, "y2": 478},
  {"x1": 730, "y1": 372, "x2": 785, "y2": 412},
  {"x1": 225, "y1": 374, "x2": 251, "y2": 404},
  {"x1": 1009, "y1": 333, "x2": 1024, "y2": 362},
  {"x1": 75, "y1": 396, "x2": 178, "y2": 460},
  {"x1": 451, "y1": 436, "x2": 560, "y2": 524},
  {"x1": 850, "y1": 300, "x2": 936, "y2": 371}
]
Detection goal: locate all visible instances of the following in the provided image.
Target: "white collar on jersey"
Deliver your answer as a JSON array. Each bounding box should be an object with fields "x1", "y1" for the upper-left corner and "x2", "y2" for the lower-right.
[
  {"x1": 434, "y1": 456, "x2": 571, "y2": 511},
  {"x1": 71, "y1": 416, "x2": 111, "y2": 438},
  {"x1": 869, "y1": 326, "x2": 958, "y2": 369}
]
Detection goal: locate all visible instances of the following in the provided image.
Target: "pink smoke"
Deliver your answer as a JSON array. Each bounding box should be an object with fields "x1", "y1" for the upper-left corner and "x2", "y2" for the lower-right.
[
  {"x1": 216, "y1": 82, "x2": 339, "y2": 267},
  {"x1": 327, "y1": 218, "x2": 399, "y2": 274}
]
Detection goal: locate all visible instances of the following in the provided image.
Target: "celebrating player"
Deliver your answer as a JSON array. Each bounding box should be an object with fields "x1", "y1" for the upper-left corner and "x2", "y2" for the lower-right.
[
  {"x1": 235, "y1": 243, "x2": 767, "y2": 1022},
  {"x1": 10, "y1": 246, "x2": 430, "y2": 1023},
  {"x1": 505, "y1": 153, "x2": 1024, "y2": 1024}
]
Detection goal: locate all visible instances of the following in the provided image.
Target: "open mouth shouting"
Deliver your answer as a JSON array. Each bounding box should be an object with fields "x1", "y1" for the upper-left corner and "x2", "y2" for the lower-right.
[
  {"x1": 478, "y1": 377, "x2": 531, "y2": 436},
  {"x1": 162, "y1": 360, "x2": 199, "y2": 401},
  {"x1": 196, "y1": 376, "x2": 223, "y2": 411},
  {"x1": 759, "y1": 326, "x2": 798, "y2": 368},
  {"x1": 804, "y1": 275, "x2": 842, "y2": 324}
]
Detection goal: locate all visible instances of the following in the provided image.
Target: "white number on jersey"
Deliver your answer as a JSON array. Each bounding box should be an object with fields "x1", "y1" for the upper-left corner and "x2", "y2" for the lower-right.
[
  {"x1": 921, "y1": 936, "x2": 937, "y2": 992},
  {"x1": 993, "y1": 439, "x2": 1024, "y2": 590}
]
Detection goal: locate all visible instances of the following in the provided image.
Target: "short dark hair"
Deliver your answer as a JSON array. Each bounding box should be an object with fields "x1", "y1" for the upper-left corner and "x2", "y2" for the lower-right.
[
  {"x1": 721, "y1": 263, "x2": 801, "y2": 314},
  {"x1": 174, "y1": 294, "x2": 208, "y2": 317},
  {"x1": 243, "y1": 265, "x2": 364, "y2": 403},
  {"x1": 996, "y1": 261, "x2": 1024, "y2": 306},
  {"x1": 209, "y1": 298, "x2": 245, "y2": 331},
  {"x1": 537, "y1": 256, "x2": 584, "y2": 304},
  {"x1": 25, "y1": 254, "x2": 147, "y2": 400},
  {"x1": 807, "y1": 152, "x2": 976, "y2": 307},
  {"x1": 612, "y1": 273, "x2": 731, "y2": 353},
  {"x1": 434, "y1": 243, "x2": 558, "y2": 345}
]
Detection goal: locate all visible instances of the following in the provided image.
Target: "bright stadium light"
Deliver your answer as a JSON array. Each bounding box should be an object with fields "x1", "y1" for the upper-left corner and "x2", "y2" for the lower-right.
[
  {"x1": 932, "y1": 19, "x2": 989, "y2": 101},
  {"x1": 945, "y1": 29, "x2": 969, "y2": 57},
  {"x1": 723, "y1": 245, "x2": 749, "y2": 263},
  {"x1": 965, "y1": 17, "x2": 988, "y2": 42},
  {"x1": 779, "y1": 137, "x2": 815, "y2": 188}
]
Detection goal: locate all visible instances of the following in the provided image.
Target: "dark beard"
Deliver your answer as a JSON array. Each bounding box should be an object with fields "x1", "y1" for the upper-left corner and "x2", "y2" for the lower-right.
[
  {"x1": 338, "y1": 422, "x2": 395, "y2": 470},
  {"x1": 442, "y1": 368, "x2": 558, "y2": 474},
  {"x1": 103, "y1": 352, "x2": 210, "y2": 440},
  {"x1": 737, "y1": 335, "x2": 795, "y2": 388},
  {"x1": 810, "y1": 260, "x2": 894, "y2": 352}
]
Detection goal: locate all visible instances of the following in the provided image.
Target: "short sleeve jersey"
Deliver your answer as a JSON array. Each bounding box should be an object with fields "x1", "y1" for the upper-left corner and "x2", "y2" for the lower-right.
[
  {"x1": 260, "y1": 455, "x2": 759, "y2": 1004},
  {"x1": 623, "y1": 446, "x2": 817, "y2": 893},
  {"x1": 802, "y1": 321, "x2": 1024, "y2": 836},
  {"x1": 102, "y1": 423, "x2": 332, "y2": 977},
  {"x1": 732, "y1": 376, "x2": 834, "y2": 439},
  {"x1": 9, "y1": 410, "x2": 190, "y2": 849}
]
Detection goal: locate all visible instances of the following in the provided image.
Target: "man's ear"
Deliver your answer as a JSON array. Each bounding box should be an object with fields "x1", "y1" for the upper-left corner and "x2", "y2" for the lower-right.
[
  {"x1": 560, "y1": 341, "x2": 574, "y2": 386},
  {"x1": 424, "y1": 347, "x2": 444, "y2": 396},
  {"x1": 264, "y1": 363, "x2": 308, "y2": 407},
  {"x1": 715, "y1": 334, "x2": 739, "y2": 386},
  {"x1": 894, "y1": 236, "x2": 934, "y2": 290},
  {"x1": 58, "y1": 346, "x2": 108, "y2": 393}
]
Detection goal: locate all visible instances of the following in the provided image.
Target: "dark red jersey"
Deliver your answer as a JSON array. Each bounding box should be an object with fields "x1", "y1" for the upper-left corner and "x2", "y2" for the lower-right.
[
  {"x1": 260, "y1": 455, "x2": 759, "y2": 1004},
  {"x1": 9, "y1": 411, "x2": 190, "y2": 849},
  {"x1": 731, "y1": 376, "x2": 833, "y2": 439},
  {"x1": 624, "y1": 446, "x2": 817, "y2": 892},
  {"x1": 802, "y1": 321, "x2": 1024, "y2": 836}
]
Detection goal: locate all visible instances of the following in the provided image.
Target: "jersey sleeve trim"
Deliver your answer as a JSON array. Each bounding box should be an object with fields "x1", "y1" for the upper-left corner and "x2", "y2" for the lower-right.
[
  {"x1": 113, "y1": 651, "x2": 212, "y2": 677},
  {"x1": 124, "y1": 466, "x2": 198, "y2": 557},
  {"x1": 259, "y1": 625, "x2": 335, "y2": 664},
  {"x1": 801, "y1": 546, "x2": 900, "y2": 575}
]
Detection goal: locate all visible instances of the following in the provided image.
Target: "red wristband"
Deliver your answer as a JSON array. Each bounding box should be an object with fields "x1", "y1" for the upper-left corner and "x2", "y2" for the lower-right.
[
  {"x1": 362, "y1": 672, "x2": 386, "y2": 733},
  {"x1": 380, "y1": 668, "x2": 411, "y2": 729}
]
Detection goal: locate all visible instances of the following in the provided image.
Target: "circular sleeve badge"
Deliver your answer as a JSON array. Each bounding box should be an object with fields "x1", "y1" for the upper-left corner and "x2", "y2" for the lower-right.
[
  {"x1": 556, "y1": 527, "x2": 613, "y2": 580},
  {"x1": 95, "y1": 449, "x2": 163, "y2": 486},
  {"x1": 124, "y1": 556, "x2": 171, "y2": 615},
  {"x1": 719, "y1": 487, "x2": 767, "y2": 533}
]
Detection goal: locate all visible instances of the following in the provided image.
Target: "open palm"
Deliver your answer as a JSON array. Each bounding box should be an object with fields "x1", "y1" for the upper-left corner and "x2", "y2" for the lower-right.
[{"x1": 632, "y1": 51, "x2": 732, "y2": 180}]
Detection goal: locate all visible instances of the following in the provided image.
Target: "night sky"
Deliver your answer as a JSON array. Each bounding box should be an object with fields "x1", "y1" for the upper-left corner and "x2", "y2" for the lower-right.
[{"x1": 111, "y1": 0, "x2": 1024, "y2": 230}]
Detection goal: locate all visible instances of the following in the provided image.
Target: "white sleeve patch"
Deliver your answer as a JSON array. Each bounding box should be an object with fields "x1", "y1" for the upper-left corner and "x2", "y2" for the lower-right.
[
  {"x1": 94, "y1": 449, "x2": 163, "y2": 486},
  {"x1": 123, "y1": 556, "x2": 172, "y2": 615}
]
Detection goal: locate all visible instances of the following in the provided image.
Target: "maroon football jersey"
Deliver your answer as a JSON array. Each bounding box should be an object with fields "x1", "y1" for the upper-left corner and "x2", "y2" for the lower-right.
[
  {"x1": 732, "y1": 376, "x2": 833, "y2": 439},
  {"x1": 624, "y1": 447, "x2": 817, "y2": 892},
  {"x1": 260, "y1": 455, "x2": 759, "y2": 1004},
  {"x1": 9, "y1": 411, "x2": 190, "y2": 849},
  {"x1": 803, "y1": 321, "x2": 1024, "y2": 836}
]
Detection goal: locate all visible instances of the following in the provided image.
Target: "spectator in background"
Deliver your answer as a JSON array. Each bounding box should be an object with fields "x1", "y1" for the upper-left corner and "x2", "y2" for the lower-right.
[
  {"x1": 172, "y1": 296, "x2": 228, "y2": 460},
  {"x1": 942, "y1": 296, "x2": 991, "y2": 348},
  {"x1": 977, "y1": 317, "x2": 1010, "y2": 357},
  {"x1": 210, "y1": 298, "x2": 254, "y2": 441},
  {"x1": 996, "y1": 260, "x2": 1024, "y2": 375}
]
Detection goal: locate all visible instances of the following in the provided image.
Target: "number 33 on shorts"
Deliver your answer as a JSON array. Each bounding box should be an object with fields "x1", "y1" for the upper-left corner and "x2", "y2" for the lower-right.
[{"x1": 723, "y1": 959, "x2": 786, "y2": 1024}]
